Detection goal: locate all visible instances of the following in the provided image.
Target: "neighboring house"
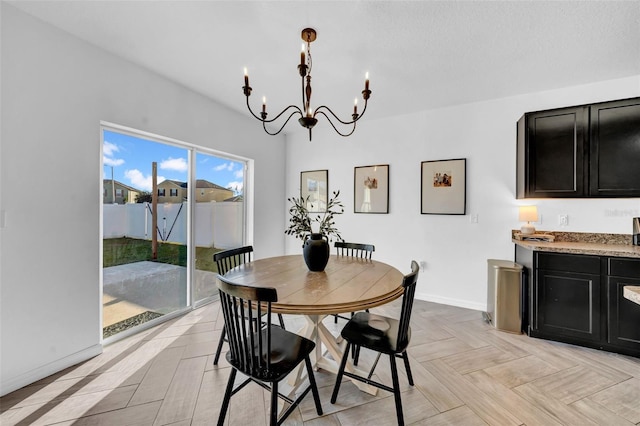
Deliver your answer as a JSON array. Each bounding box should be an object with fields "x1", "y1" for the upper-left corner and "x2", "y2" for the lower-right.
[
  {"x1": 157, "y1": 180, "x2": 187, "y2": 203},
  {"x1": 156, "y1": 179, "x2": 234, "y2": 203},
  {"x1": 103, "y1": 179, "x2": 141, "y2": 204}
]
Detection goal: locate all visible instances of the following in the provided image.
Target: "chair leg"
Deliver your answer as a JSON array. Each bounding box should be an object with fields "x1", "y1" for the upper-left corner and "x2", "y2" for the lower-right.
[
  {"x1": 353, "y1": 344, "x2": 361, "y2": 366},
  {"x1": 270, "y1": 380, "x2": 278, "y2": 426},
  {"x1": 305, "y1": 356, "x2": 323, "y2": 415},
  {"x1": 389, "y1": 354, "x2": 405, "y2": 426},
  {"x1": 217, "y1": 368, "x2": 236, "y2": 426},
  {"x1": 277, "y1": 313, "x2": 286, "y2": 329},
  {"x1": 213, "y1": 327, "x2": 226, "y2": 365},
  {"x1": 401, "y1": 351, "x2": 414, "y2": 386},
  {"x1": 334, "y1": 314, "x2": 338, "y2": 323},
  {"x1": 330, "y1": 343, "x2": 351, "y2": 404}
]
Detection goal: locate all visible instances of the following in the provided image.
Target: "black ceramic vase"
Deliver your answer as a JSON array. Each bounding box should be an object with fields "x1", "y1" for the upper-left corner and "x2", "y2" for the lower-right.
[{"x1": 303, "y1": 233, "x2": 330, "y2": 272}]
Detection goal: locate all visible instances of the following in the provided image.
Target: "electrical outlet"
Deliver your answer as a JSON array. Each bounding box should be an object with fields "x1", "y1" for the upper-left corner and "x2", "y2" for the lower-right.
[
  {"x1": 419, "y1": 261, "x2": 427, "y2": 271},
  {"x1": 470, "y1": 214, "x2": 479, "y2": 224},
  {"x1": 558, "y1": 214, "x2": 569, "y2": 227}
]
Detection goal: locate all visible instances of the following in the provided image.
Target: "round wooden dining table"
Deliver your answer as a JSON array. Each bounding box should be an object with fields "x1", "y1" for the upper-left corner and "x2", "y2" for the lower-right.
[{"x1": 221, "y1": 254, "x2": 405, "y2": 395}]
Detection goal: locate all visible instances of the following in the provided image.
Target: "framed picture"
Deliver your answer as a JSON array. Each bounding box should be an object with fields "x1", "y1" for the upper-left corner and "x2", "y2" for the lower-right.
[
  {"x1": 421, "y1": 158, "x2": 466, "y2": 215},
  {"x1": 300, "y1": 169, "x2": 328, "y2": 212},
  {"x1": 354, "y1": 164, "x2": 389, "y2": 214}
]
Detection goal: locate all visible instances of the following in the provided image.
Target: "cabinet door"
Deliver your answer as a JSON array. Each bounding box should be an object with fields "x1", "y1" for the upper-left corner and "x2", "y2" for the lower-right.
[
  {"x1": 590, "y1": 97, "x2": 640, "y2": 197},
  {"x1": 608, "y1": 276, "x2": 640, "y2": 352},
  {"x1": 524, "y1": 107, "x2": 588, "y2": 198},
  {"x1": 537, "y1": 269, "x2": 601, "y2": 341}
]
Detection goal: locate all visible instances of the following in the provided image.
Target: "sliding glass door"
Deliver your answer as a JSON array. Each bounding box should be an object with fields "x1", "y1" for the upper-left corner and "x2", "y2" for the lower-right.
[
  {"x1": 101, "y1": 124, "x2": 248, "y2": 339},
  {"x1": 102, "y1": 128, "x2": 189, "y2": 338},
  {"x1": 193, "y1": 152, "x2": 245, "y2": 304}
]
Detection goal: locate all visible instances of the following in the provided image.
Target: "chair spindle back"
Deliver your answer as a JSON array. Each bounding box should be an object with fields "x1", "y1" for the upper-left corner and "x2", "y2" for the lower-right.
[
  {"x1": 334, "y1": 241, "x2": 375, "y2": 259},
  {"x1": 217, "y1": 275, "x2": 278, "y2": 378},
  {"x1": 214, "y1": 245, "x2": 253, "y2": 275},
  {"x1": 397, "y1": 260, "x2": 419, "y2": 346}
]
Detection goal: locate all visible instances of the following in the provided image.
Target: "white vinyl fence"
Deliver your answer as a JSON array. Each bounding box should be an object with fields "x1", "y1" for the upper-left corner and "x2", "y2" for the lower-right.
[{"x1": 103, "y1": 201, "x2": 243, "y2": 249}]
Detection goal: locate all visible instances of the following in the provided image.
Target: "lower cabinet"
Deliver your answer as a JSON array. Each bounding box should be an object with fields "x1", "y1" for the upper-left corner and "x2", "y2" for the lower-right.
[
  {"x1": 518, "y1": 249, "x2": 640, "y2": 358},
  {"x1": 537, "y1": 268, "x2": 602, "y2": 342},
  {"x1": 607, "y1": 258, "x2": 640, "y2": 352}
]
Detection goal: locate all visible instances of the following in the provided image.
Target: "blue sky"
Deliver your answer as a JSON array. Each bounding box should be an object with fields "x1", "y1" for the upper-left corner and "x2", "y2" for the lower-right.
[{"x1": 102, "y1": 130, "x2": 244, "y2": 195}]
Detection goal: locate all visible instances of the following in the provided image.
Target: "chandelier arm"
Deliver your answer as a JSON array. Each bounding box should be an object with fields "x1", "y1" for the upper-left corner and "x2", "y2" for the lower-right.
[
  {"x1": 265, "y1": 105, "x2": 304, "y2": 123},
  {"x1": 262, "y1": 111, "x2": 302, "y2": 136},
  {"x1": 246, "y1": 97, "x2": 303, "y2": 123},
  {"x1": 315, "y1": 111, "x2": 357, "y2": 137},
  {"x1": 314, "y1": 100, "x2": 368, "y2": 126}
]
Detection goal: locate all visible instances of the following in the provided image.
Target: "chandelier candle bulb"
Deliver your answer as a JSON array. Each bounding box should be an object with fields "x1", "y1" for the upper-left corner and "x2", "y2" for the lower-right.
[
  {"x1": 365, "y1": 72, "x2": 369, "y2": 90},
  {"x1": 354, "y1": 98, "x2": 358, "y2": 114},
  {"x1": 262, "y1": 96, "x2": 266, "y2": 113},
  {"x1": 244, "y1": 68, "x2": 249, "y2": 87},
  {"x1": 301, "y1": 44, "x2": 305, "y2": 66}
]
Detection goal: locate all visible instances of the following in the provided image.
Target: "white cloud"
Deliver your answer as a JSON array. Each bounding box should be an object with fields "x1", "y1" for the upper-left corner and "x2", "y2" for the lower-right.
[
  {"x1": 104, "y1": 157, "x2": 125, "y2": 167},
  {"x1": 103, "y1": 140, "x2": 125, "y2": 167},
  {"x1": 227, "y1": 181, "x2": 243, "y2": 194},
  {"x1": 214, "y1": 162, "x2": 234, "y2": 172},
  {"x1": 160, "y1": 157, "x2": 188, "y2": 172},
  {"x1": 124, "y1": 169, "x2": 166, "y2": 192},
  {"x1": 234, "y1": 169, "x2": 244, "y2": 179},
  {"x1": 103, "y1": 141, "x2": 118, "y2": 156}
]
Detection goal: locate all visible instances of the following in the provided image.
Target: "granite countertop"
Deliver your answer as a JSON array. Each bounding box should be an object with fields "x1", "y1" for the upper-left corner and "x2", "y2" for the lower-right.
[
  {"x1": 624, "y1": 286, "x2": 640, "y2": 305},
  {"x1": 512, "y1": 231, "x2": 640, "y2": 259}
]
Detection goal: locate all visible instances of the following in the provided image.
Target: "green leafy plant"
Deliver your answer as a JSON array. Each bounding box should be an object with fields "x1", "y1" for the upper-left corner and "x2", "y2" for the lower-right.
[{"x1": 285, "y1": 190, "x2": 344, "y2": 244}]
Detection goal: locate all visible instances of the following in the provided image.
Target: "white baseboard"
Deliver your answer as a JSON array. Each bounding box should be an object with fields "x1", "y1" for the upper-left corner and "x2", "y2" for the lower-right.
[
  {"x1": 415, "y1": 291, "x2": 487, "y2": 312},
  {"x1": 1, "y1": 344, "x2": 103, "y2": 397}
]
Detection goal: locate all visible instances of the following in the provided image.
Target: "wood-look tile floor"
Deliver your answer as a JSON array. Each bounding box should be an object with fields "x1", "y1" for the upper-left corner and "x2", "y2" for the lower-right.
[{"x1": 2, "y1": 299, "x2": 639, "y2": 425}]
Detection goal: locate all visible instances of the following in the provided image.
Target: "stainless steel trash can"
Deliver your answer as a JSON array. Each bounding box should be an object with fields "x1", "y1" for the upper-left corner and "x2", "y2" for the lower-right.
[{"x1": 486, "y1": 259, "x2": 523, "y2": 333}]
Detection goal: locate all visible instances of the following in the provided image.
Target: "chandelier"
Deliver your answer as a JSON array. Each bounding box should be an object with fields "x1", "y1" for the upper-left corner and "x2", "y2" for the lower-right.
[{"x1": 242, "y1": 28, "x2": 371, "y2": 141}]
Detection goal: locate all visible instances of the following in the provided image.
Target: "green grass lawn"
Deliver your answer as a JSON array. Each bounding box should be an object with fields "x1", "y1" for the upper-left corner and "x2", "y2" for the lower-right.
[{"x1": 103, "y1": 237, "x2": 222, "y2": 272}]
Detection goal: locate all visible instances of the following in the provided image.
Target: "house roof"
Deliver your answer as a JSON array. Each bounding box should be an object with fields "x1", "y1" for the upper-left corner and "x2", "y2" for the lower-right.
[
  {"x1": 102, "y1": 179, "x2": 140, "y2": 192},
  {"x1": 160, "y1": 180, "x2": 187, "y2": 189},
  {"x1": 158, "y1": 179, "x2": 231, "y2": 191},
  {"x1": 196, "y1": 179, "x2": 230, "y2": 191}
]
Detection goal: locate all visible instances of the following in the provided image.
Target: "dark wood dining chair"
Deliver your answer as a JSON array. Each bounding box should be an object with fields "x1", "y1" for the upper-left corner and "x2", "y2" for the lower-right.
[
  {"x1": 212, "y1": 246, "x2": 285, "y2": 365},
  {"x1": 330, "y1": 260, "x2": 419, "y2": 426},
  {"x1": 333, "y1": 241, "x2": 375, "y2": 323},
  {"x1": 334, "y1": 241, "x2": 375, "y2": 259},
  {"x1": 216, "y1": 275, "x2": 323, "y2": 426}
]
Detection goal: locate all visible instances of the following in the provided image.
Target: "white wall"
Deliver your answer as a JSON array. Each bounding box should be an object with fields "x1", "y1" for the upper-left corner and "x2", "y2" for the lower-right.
[
  {"x1": 0, "y1": 4, "x2": 286, "y2": 396},
  {"x1": 285, "y1": 75, "x2": 640, "y2": 311}
]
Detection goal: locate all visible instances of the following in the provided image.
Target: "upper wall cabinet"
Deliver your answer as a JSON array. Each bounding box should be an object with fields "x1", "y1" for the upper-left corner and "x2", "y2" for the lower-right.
[{"x1": 517, "y1": 97, "x2": 640, "y2": 199}]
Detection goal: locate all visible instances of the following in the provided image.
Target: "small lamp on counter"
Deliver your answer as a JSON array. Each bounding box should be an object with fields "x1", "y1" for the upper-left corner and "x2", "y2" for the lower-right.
[{"x1": 519, "y1": 205, "x2": 538, "y2": 235}]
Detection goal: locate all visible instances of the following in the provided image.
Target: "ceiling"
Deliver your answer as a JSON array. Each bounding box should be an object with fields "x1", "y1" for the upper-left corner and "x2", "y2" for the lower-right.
[{"x1": 8, "y1": 1, "x2": 640, "y2": 123}]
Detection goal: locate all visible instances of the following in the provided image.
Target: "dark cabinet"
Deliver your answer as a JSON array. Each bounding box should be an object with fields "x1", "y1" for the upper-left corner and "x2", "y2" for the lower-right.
[
  {"x1": 589, "y1": 99, "x2": 640, "y2": 197},
  {"x1": 517, "y1": 97, "x2": 640, "y2": 199},
  {"x1": 517, "y1": 249, "x2": 640, "y2": 358},
  {"x1": 534, "y1": 253, "x2": 601, "y2": 342},
  {"x1": 517, "y1": 107, "x2": 588, "y2": 198},
  {"x1": 607, "y1": 258, "x2": 640, "y2": 351}
]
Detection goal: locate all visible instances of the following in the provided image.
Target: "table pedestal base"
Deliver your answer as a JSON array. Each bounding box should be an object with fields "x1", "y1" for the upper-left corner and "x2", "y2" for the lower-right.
[{"x1": 287, "y1": 314, "x2": 378, "y2": 396}]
